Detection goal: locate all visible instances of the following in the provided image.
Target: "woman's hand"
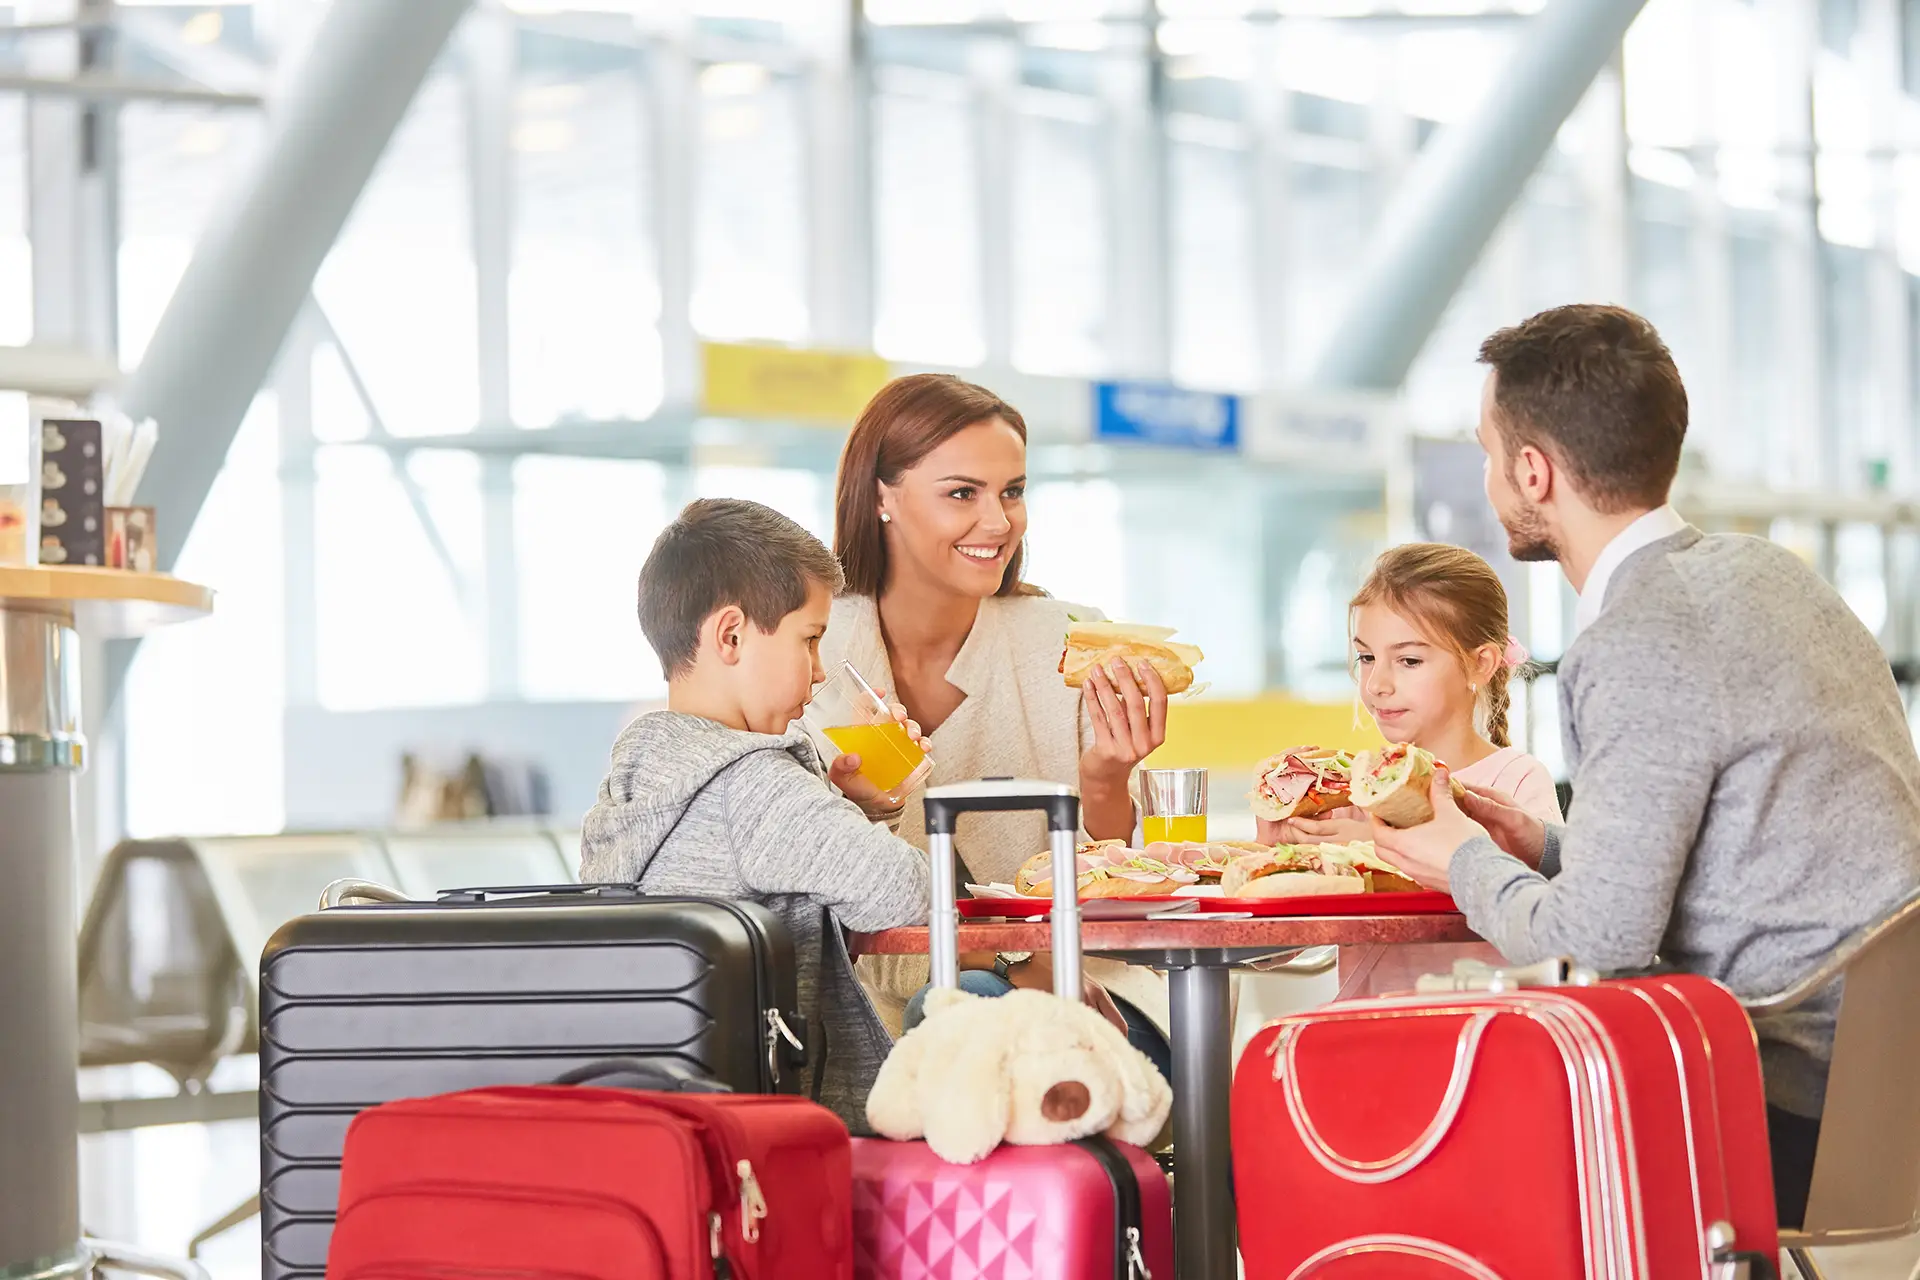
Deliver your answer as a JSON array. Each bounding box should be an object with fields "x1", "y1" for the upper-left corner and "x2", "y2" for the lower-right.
[
  {"x1": 1256, "y1": 815, "x2": 1375, "y2": 846},
  {"x1": 1079, "y1": 659, "x2": 1168, "y2": 839},
  {"x1": 997, "y1": 953, "x2": 1129, "y2": 1036},
  {"x1": 827, "y1": 693, "x2": 930, "y2": 820}
]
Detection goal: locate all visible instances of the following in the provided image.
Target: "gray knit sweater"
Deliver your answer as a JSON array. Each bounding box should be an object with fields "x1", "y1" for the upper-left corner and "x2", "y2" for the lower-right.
[
  {"x1": 579, "y1": 711, "x2": 931, "y2": 1130},
  {"x1": 1452, "y1": 528, "x2": 1920, "y2": 1117}
]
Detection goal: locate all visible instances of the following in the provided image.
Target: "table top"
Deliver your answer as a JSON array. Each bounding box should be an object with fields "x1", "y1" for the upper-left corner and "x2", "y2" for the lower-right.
[
  {"x1": 854, "y1": 912, "x2": 1476, "y2": 961},
  {"x1": 0, "y1": 564, "x2": 214, "y2": 637}
]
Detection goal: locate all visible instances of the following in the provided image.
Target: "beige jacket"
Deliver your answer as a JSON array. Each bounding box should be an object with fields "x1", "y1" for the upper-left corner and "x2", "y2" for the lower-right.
[{"x1": 822, "y1": 592, "x2": 1172, "y2": 1040}]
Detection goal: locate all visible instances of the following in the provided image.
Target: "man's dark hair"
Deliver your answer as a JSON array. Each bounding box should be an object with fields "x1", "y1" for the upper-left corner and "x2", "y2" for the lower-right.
[
  {"x1": 638, "y1": 498, "x2": 844, "y2": 678},
  {"x1": 1477, "y1": 304, "x2": 1688, "y2": 513}
]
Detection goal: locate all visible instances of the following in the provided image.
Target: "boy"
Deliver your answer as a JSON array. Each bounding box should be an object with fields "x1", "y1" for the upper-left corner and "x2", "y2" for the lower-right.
[{"x1": 581, "y1": 498, "x2": 931, "y2": 1129}]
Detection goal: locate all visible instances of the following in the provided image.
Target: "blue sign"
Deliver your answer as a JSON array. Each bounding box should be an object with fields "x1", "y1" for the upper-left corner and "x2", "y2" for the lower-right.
[{"x1": 1093, "y1": 381, "x2": 1240, "y2": 452}]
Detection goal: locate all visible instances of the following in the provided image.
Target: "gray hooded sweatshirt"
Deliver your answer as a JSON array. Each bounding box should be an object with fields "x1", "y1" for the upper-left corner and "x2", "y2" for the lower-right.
[{"x1": 580, "y1": 710, "x2": 930, "y2": 1129}]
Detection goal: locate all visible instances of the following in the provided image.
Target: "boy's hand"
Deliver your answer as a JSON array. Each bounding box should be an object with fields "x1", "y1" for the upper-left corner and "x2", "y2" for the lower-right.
[{"x1": 827, "y1": 693, "x2": 930, "y2": 820}]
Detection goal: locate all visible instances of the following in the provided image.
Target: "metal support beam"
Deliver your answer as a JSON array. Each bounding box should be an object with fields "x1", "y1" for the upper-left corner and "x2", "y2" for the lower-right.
[
  {"x1": 123, "y1": 0, "x2": 474, "y2": 572},
  {"x1": 647, "y1": 26, "x2": 698, "y2": 407},
  {"x1": 1100, "y1": 43, "x2": 1170, "y2": 379},
  {"x1": 803, "y1": 0, "x2": 874, "y2": 349},
  {"x1": 1305, "y1": 0, "x2": 1651, "y2": 391}
]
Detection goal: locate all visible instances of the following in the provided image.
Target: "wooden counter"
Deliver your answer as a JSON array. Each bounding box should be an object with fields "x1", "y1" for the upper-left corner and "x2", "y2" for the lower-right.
[{"x1": 0, "y1": 564, "x2": 214, "y2": 638}]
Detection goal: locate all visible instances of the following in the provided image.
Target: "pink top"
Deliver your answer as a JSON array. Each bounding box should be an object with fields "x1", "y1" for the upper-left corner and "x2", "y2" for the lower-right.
[{"x1": 1451, "y1": 746, "x2": 1563, "y2": 823}]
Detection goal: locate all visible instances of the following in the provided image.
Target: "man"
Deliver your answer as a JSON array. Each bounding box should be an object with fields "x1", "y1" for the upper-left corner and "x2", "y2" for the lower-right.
[{"x1": 1372, "y1": 303, "x2": 1920, "y2": 1227}]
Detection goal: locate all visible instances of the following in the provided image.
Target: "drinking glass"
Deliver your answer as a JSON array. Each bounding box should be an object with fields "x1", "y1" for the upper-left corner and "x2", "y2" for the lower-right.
[
  {"x1": 803, "y1": 660, "x2": 932, "y2": 805},
  {"x1": 1140, "y1": 767, "x2": 1207, "y2": 844}
]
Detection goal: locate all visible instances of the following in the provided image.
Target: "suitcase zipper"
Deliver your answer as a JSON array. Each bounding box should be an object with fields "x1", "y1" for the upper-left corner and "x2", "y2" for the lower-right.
[
  {"x1": 1073, "y1": 1137, "x2": 1149, "y2": 1280},
  {"x1": 764, "y1": 1010, "x2": 804, "y2": 1089}
]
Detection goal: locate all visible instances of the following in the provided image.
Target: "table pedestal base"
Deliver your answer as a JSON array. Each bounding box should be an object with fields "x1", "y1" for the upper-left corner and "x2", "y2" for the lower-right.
[{"x1": 1169, "y1": 964, "x2": 1237, "y2": 1280}]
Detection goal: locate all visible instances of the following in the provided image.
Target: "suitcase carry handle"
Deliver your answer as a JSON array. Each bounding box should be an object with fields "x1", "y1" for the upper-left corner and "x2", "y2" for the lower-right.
[
  {"x1": 551, "y1": 1058, "x2": 734, "y2": 1094},
  {"x1": 921, "y1": 779, "x2": 1082, "y2": 1003},
  {"x1": 1271, "y1": 1010, "x2": 1495, "y2": 1184},
  {"x1": 319, "y1": 878, "x2": 411, "y2": 909},
  {"x1": 1414, "y1": 955, "x2": 1598, "y2": 993},
  {"x1": 435, "y1": 882, "x2": 645, "y2": 903}
]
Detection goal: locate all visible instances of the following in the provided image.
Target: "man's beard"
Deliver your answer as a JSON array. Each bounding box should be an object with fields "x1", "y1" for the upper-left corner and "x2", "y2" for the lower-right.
[{"x1": 1500, "y1": 494, "x2": 1559, "y2": 563}]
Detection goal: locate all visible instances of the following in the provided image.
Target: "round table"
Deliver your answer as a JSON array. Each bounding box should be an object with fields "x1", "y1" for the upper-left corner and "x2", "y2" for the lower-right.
[
  {"x1": 856, "y1": 911, "x2": 1478, "y2": 1280},
  {"x1": 1, "y1": 565, "x2": 213, "y2": 1280}
]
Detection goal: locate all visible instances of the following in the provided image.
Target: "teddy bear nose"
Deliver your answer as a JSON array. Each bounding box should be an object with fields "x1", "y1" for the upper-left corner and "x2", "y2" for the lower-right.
[{"x1": 1041, "y1": 1081, "x2": 1091, "y2": 1122}]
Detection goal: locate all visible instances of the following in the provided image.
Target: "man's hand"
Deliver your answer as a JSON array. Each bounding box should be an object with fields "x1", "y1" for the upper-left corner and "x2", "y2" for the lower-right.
[
  {"x1": 1455, "y1": 782, "x2": 1549, "y2": 869},
  {"x1": 997, "y1": 953, "x2": 1129, "y2": 1036},
  {"x1": 1367, "y1": 766, "x2": 1491, "y2": 893}
]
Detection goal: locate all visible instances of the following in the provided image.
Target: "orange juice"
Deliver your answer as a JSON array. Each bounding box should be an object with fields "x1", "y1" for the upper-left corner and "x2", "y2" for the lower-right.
[
  {"x1": 822, "y1": 721, "x2": 927, "y2": 794},
  {"x1": 1144, "y1": 814, "x2": 1207, "y2": 844}
]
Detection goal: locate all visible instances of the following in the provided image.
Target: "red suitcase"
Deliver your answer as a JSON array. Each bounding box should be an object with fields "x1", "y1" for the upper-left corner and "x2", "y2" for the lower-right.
[
  {"x1": 326, "y1": 1061, "x2": 853, "y2": 1280},
  {"x1": 1232, "y1": 961, "x2": 1780, "y2": 1279},
  {"x1": 849, "y1": 780, "x2": 1174, "y2": 1280}
]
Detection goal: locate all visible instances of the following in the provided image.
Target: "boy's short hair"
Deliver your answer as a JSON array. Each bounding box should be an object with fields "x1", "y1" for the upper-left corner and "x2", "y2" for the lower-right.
[{"x1": 639, "y1": 498, "x2": 845, "y2": 678}]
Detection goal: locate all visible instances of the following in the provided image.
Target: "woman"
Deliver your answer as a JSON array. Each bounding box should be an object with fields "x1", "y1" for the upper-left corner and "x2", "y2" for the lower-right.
[{"x1": 823, "y1": 373, "x2": 1172, "y2": 1079}]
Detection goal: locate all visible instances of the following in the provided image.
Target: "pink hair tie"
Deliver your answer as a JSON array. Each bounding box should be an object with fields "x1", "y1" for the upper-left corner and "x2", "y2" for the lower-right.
[{"x1": 1501, "y1": 636, "x2": 1530, "y2": 669}]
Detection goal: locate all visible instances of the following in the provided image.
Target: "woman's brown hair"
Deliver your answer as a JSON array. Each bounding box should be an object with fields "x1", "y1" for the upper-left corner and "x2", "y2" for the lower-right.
[
  {"x1": 1350, "y1": 543, "x2": 1517, "y2": 747},
  {"x1": 834, "y1": 373, "x2": 1041, "y2": 598}
]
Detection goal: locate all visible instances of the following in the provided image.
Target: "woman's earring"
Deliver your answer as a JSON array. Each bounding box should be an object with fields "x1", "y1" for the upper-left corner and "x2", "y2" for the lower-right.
[
  {"x1": 880, "y1": 512, "x2": 891, "y2": 524},
  {"x1": 1470, "y1": 683, "x2": 1479, "y2": 693}
]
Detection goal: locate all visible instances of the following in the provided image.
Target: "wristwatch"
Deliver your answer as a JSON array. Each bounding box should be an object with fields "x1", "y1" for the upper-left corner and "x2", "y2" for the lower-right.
[{"x1": 993, "y1": 951, "x2": 1033, "y2": 982}]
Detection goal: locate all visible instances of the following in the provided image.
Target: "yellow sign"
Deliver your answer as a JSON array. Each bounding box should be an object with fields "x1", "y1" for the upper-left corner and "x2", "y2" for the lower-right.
[
  {"x1": 700, "y1": 342, "x2": 893, "y2": 426},
  {"x1": 1154, "y1": 696, "x2": 1383, "y2": 775}
]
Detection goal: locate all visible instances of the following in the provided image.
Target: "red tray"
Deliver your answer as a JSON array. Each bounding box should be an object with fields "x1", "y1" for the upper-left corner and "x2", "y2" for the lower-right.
[
  {"x1": 956, "y1": 895, "x2": 1187, "y2": 919},
  {"x1": 1191, "y1": 891, "x2": 1458, "y2": 916}
]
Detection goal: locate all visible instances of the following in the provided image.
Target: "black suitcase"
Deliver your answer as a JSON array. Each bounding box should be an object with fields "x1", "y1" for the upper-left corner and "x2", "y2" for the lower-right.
[{"x1": 257, "y1": 882, "x2": 807, "y2": 1280}]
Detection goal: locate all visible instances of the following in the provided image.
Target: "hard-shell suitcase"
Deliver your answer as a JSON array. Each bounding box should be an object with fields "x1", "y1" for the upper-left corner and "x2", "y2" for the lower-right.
[
  {"x1": 327, "y1": 1059, "x2": 852, "y2": 1280},
  {"x1": 1231, "y1": 958, "x2": 1780, "y2": 1278},
  {"x1": 260, "y1": 882, "x2": 809, "y2": 1280},
  {"x1": 848, "y1": 780, "x2": 1174, "y2": 1280}
]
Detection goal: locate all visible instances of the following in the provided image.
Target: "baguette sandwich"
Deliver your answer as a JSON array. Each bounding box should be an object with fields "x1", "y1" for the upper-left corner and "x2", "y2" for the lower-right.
[
  {"x1": 1059, "y1": 621, "x2": 1204, "y2": 696},
  {"x1": 1014, "y1": 841, "x2": 1198, "y2": 899},
  {"x1": 1350, "y1": 743, "x2": 1468, "y2": 828},
  {"x1": 1220, "y1": 841, "x2": 1422, "y2": 898},
  {"x1": 1248, "y1": 746, "x2": 1354, "y2": 821}
]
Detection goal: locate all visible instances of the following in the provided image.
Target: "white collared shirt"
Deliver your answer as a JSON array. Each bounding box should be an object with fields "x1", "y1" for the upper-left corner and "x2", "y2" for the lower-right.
[{"x1": 1573, "y1": 504, "x2": 1689, "y2": 635}]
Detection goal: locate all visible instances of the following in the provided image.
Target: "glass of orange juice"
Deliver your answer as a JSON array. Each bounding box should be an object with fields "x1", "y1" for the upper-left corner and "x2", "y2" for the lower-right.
[
  {"x1": 1141, "y1": 768, "x2": 1207, "y2": 844},
  {"x1": 804, "y1": 660, "x2": 933, "y2": 805}
]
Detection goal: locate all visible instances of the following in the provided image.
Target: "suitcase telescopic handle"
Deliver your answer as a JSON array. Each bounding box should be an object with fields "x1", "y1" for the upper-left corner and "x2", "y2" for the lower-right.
[
  {"x1": 921, "y1": 779, "x2": 1082, "y2": 1005},
  {"x1": 551, "y1": 1058, "x2": 734, "y2": 1094}
]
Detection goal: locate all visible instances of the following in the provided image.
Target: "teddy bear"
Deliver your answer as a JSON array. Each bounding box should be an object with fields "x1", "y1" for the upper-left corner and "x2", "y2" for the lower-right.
[{"x1": 864, "y1": 985, "x2": 1174, "y2": 1165}]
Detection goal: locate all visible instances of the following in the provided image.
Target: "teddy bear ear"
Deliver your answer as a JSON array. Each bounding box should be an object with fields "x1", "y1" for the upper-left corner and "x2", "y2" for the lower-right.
[
  {"x1": 920, "y1": 1039, "x2": 1013, "y2": 1165},
  {"x1": 865, "y1": 1025, "x2": 932, "y2": 1140}
]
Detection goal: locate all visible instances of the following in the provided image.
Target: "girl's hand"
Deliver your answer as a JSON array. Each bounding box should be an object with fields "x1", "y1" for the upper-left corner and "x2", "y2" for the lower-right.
[
  {"x1": 827, "y1": 693, "x2": 929, "y2": 819},
  {"x1": 1080, "y1": 659, "x2": 1169, "y2": 786},
  {"x1": 1257, "y1": 815, "x2": 1376, "y2": 846}
]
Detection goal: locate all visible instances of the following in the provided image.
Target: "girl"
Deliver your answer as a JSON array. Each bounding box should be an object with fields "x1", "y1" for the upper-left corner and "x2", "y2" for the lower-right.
[{"x1": 1261, "y1": 542, "x2": 1563, "y2": 991}]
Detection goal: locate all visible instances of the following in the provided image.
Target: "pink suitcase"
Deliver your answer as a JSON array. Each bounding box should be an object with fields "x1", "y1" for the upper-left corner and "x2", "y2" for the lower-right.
[
  {"x1": 1232, "y1": 960, "x2": 1780, "y2": 1279},
  {"x1": 850, "y1": 780, "x2": 1174, "y2": 1280}
]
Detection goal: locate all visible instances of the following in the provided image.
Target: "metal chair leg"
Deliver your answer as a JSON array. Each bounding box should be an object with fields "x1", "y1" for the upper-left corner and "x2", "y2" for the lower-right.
[
  {"x1": 186, "y1": 1192, "x2": 261, "y2": 1259},
  {"x1": 1786, "y1": 1247, "x2": 1828, "y2": 1280}
]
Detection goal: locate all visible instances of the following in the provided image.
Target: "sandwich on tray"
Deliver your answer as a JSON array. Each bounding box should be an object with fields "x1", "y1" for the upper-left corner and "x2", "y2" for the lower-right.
[
  {"x1": 1219, "y1": 841, "x2": 1422, "y2": 899},
  {"x1": 1059, "y1": 621, "x2": 1205, "y2": 696},
  {"x1": 1013, "y1": 839, "x2": 1201, "y2": 899}
]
